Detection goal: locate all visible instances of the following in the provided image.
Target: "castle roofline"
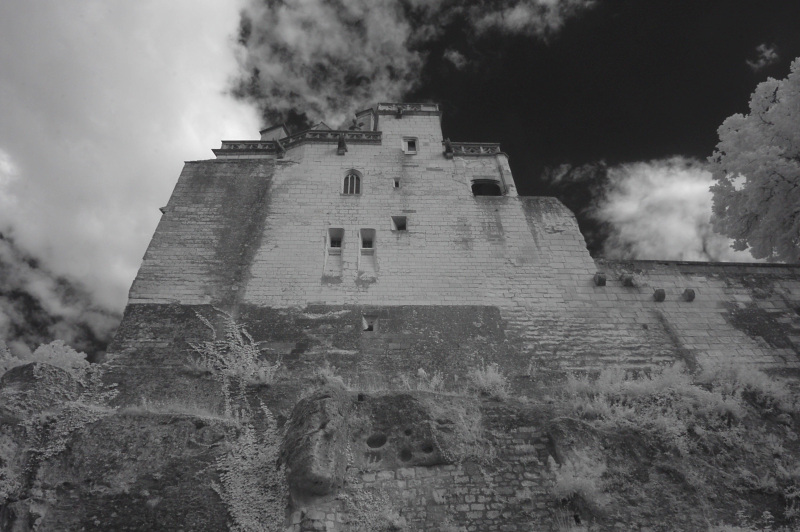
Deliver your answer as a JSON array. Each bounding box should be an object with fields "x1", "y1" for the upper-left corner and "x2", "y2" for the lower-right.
[
  {"x1": 375, "y1": 102, "x2": 440, "y2": 116},
  {"x1": 258, "y1": 123, "x2": 289, "y2": 136}
]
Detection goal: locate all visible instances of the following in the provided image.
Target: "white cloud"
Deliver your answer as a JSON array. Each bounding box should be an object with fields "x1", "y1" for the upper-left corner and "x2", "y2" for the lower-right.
[
  {"x1": 593, "y1": 157, "x2": 755, "y2": 262},
  {"x1": 236, "y1": 0, "x2": 425, "y2": 126},
  {"x1": 236, "y1": 0, "x2": 594, "y2": 124},
  {"x1": 469, "y1": 0, "x2": 594, "y2": 37},
  {"x1": 444, "y1": 49, "x2": 468, "y2": 69},
  {"x1": 746, "y1": 43, "x2": 779, "y2": 72},
  {"x1": 0, "y1": 1, "x2": 261, "y2": 313}
]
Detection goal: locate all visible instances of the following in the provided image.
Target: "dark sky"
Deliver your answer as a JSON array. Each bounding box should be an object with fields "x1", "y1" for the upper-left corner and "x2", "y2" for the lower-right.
[
  {"x1": 398, "y1": 0, "x2": 800, "y2": 253},
  {"x1": 410, "y1": 0, "x2": 800, "y2": 194},
  {"x1": 236, "y1": 0, "x2": 800, "y2": 256}
]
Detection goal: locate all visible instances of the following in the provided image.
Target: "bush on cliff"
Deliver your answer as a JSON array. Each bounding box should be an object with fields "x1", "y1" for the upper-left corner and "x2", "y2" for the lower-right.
[{"x1": 549, "y1": 362, "x2": 800, "y2": 529}]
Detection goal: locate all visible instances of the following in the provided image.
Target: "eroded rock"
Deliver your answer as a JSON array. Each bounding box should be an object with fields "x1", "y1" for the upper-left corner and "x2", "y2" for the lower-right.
[
  {"x1": 0, "y1": 363, "x2": 82, "y2": 423},
  {"x1": 281, "y1": 383, "x2": 351, "y2": 497}
]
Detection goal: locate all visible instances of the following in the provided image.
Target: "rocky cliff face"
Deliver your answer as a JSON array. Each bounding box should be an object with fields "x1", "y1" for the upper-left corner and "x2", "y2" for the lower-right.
[{"x1": 2, "y1": 315, "x2": 799, "y2": 531}]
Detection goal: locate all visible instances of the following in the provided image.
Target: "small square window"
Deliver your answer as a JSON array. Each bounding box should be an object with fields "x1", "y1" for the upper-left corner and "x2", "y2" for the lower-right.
[
  {"x1": 393, "y1": 179, "x2": 400, "y2": 188},
  {"x1": 362, "y1": 315, "x2": 378, "y2": 332},
  {"x1": 391, "y1": 216, "x2": 407, "y2": 231},
  {"x1": 402, "y1": 137, "x2": 418, "y2": 155}
]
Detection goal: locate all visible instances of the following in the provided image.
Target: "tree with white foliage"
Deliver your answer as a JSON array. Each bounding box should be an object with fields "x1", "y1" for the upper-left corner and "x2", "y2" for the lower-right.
[{"x1": 708, "y1": 58, "x2": 800, "y2": 262}]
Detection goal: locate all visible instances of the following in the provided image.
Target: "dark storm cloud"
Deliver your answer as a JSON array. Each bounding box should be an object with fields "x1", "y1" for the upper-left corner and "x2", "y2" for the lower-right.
[{"x1": 0, "y1": 234, "x2": 120, "y2": 360}]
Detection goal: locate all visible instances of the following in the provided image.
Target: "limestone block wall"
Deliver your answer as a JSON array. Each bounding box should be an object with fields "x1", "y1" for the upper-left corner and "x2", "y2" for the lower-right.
[
  {"x1": 125, "y1": 110, "x2": 597, "y2": 315},
  {"x1": 593, "y1": 260, "x2": 800, "y2": 370},
  {"x1": 120, "y1": 106, "x2": 800, "y2": 380},
  {"x1": 129, "y1": 159, "x2": 275, "y2": 306}
]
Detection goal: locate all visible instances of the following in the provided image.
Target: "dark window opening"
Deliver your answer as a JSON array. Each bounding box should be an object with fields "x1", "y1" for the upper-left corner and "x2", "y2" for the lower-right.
[
  {"x1": 471, "y1": 180, "x2": 503, "y2": 196},
  {"x1": 393, "y1": 179, "x2": 400, "y2": 188},
  {"x1": 362, "y1": 315, "x2": 377, "y2": 332},
  {"x1": 407, "y1": 140, "x2": 416, "y2": 151},
  {"x1": 328, "y1": 228, "x2": 344, "y2": 250},
  {"x1": 391, "y1": 216, "x2": 407, "y2": 231},
  {"x1": 360, "y1": 228, "x2": 375, "y2": 249},
  {"x1": 343, "y1": 172, "x2": 361, "y2": 194}
]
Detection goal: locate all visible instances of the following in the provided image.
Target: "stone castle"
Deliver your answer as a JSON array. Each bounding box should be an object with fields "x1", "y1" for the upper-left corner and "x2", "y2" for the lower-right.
[
  {"x1": 124, "y1": 102, "x2": 800, "y2": 374},
  {"x1": 3, "y1": 102, "x2": 800, "y2": 531}
]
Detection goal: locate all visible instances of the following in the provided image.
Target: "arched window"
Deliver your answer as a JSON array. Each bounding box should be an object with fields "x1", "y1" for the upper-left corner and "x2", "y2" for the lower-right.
[{"x1": 343, "y1": 171, "x2": 361, "y2": 195}]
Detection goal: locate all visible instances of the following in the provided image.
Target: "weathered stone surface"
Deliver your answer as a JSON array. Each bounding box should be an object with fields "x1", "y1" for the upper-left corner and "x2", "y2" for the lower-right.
[
  {"x1": 0, "y1": 363, "x2": 81, "y2": 423},
  {"x1": 282, "y1": 384, "x2": 351, "y2": 497},
  {"x1": 348, "y1": 392, "x2": 482, "y2": 470},
  {"x1": 4, "y1": 412, "x2": 232, "y2": 532}
]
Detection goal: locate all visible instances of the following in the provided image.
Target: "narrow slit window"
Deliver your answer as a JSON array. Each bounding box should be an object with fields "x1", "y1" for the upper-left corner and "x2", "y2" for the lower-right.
[
  {"x1": 393, "y1": 179, "x2": 400, "y2": 188},
  {"x1": 391, "y1": 216, "x2": 407, "y2": 231},
  {"x1": 343, "y1": 171, "x2": 361, "y2": 194}
]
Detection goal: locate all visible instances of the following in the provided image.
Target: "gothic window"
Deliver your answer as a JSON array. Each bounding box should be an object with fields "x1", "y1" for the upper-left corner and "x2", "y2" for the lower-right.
[{"x1": 343, "y1": 171, "x2": 361, "y2": 194}]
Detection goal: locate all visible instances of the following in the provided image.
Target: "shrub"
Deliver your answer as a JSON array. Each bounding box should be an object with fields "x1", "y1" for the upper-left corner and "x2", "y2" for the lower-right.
[
  {"x1": 312, "y1": 361, "x2": 346, "y2": 388},
  {"x1": 189, "y1": 309, "x2": 282, "y2": 386},
  {"x1": 698, "y1": 361, "x2": 798, "y2": 414},
  {"x1": 212, "y1": 407, "x2": 287, "y2": 532},
  {"x1": 0, "y1": 340, "x2": 88, "y2": 379},
  {"x1": 400, "y1": 368, "x2": 447, "y2": 392},
  {"x1": 548, "y1": 450, "x2": 609, "y2": 510},
  {"x1": 562, "y1": 363, "x2": 751, "y2": 455},
  {"x1": 468, "y1": 361, "x2": 509, "y2": 399}
]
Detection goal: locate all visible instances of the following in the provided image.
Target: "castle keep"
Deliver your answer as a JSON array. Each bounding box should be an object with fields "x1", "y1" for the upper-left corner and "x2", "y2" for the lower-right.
[
  {"x1": 122, "y1": 102, "x2": 800, "y2": 375},
  {"x1": 3, "y1": 103, "x2": 800, "y2": 531}
]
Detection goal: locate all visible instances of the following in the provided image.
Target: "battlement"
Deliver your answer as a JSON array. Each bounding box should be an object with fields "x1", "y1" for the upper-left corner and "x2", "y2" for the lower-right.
[{"x1": 212, "y1": 103, "x2": 501, "y2": 165}]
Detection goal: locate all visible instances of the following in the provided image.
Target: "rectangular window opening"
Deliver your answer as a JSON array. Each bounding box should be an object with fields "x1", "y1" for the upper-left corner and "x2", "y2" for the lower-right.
[
  {"x1": 402, "y1": 137, "x2": 418, "y2": 155},
  {"x1": 362, "y1": 315, "x2": 377, "y2": 332},
  {"x1": 393, "y1": 179, "x2": 400, "y2": 188},
  {"x1": 391, "y1": 216, "x2": 407, "y2": 231},
  {"x1": 328, "y1": 228, "x2": 344, "y2": 252},
  {"x1": 360, "y1": 228, "x2": 375, "y2": 251}
]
